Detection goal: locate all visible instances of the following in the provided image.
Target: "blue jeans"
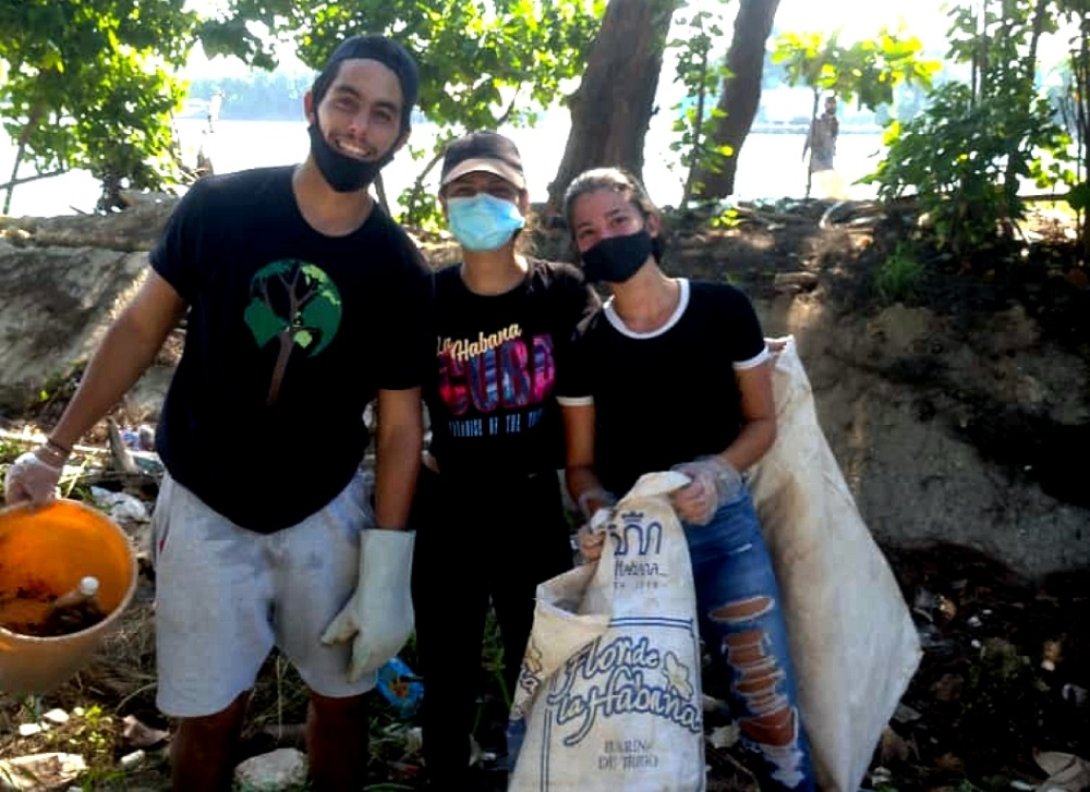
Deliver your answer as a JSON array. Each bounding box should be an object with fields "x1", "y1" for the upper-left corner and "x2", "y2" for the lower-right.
[{"x1": 684, "y1": 489, "x2": 815, "y2": 792}]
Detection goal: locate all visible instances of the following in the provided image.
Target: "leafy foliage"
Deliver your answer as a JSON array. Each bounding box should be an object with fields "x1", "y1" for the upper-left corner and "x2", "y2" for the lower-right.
[
  {"x1": 771, "y1": 29, "x2": 939, "y2": 113},
  {"x1": 0, "y1": 0, "x2": 288, "y2": 213},
  {"x1": 0, "y1": 0, "x2": 196, "y2": 211},
  {"x1": 866, "y1": 84, "x2": 1065, "y2": 254},
  {"x1": 1052, "y1": 0, "x2": 1089, "y2": 257},
  {"x1": 668, "y1": 3, "x2": 733, "y2": 206},
  {"x1": 864, "y1": 1, "x2": 1077, "y2": 256},
  {"x1": 772, "y1": 28, "x2": 938, "y2": 198},
  {"x1": 222, "y1": 0, "x2": 604, "y2": 225},
  {"x1": 875, "y1": 241, "x2": 924, "y2": 304}
]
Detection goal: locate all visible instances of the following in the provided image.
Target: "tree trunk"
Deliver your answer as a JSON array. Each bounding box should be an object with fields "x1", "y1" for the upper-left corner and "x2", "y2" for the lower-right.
[
  {"x1": 547, "y1": 0, "x2": 678, "y2": 213},
  {"x1": 691, "y1": 0, "x2": 782, "y2": 200}
]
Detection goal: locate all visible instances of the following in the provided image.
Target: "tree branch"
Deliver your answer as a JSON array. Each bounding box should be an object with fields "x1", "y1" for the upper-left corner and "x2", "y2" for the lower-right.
[{"x1": 0, "y1": 168, "x2": 68, "y2": 191}]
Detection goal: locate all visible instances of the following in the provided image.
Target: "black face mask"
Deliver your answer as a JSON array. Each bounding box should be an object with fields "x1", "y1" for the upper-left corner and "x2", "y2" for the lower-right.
[
  {"x1": 580, "y1": 230, "x2": 654, "y2": 284},
  {"x1": 307, "y1": 123, "x2": 394, "y2": 192}
]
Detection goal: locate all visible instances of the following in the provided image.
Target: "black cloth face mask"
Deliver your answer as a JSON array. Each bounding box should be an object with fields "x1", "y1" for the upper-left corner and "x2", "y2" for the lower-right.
[
  {"x1": 580, "y1": 229, "x2": 654, "y2": 284},
  {"x1": 308, "y1": 123, "x2": 394, "y2": 192}
]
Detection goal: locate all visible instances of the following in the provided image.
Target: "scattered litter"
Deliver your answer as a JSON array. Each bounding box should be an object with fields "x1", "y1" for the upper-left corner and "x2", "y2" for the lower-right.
[
  {"x1": 1034, "y1": 751, "x2": 1090, "y2": 792},
  {"x1": 701, "y1": 693, "x2": 727, "y2": 713},
  {"x1": 119, "y1": 750, "x2": 145, "y2": 769},
  {"x1": 880, "y1": 726, "x2": 914, "y2": 764},
  {"x1": 403, "y1": 726, "x2": 423, "y2": 756},
  {"x1": 233, "y1": 748, "x2": 307, "y2": 792},
  {"x1": 1061, "y1": 684, "x2": 1088, "y2": 708},
  {"x1": 1041, "y1": 639, "x2": 1063, "y2": 672},
  {"x1": 375, "y1": 656, "x2": 423, "y2": 718},
  {"x1": 41, "y1": 709, "x2": 68, "y2": 725},
  {"x1": 893, "y1": 703, "x2": 922, "y2": 723},
  {"x1": 121, "y1": 715, "x2": 169, "y2": 749},
  {"x1": 89, "y1": 487, "x2": 149, "y2": 524},
  {"x1": 870, "y1": 766, "x2": 893, "y2": 785},
  {"x1": 707, "y1": 723, "x2": 739, "y2": 749},
  {"x1": 936, "y1": 595, "x2": 958, "y2": 620},
  {"x1": 0, "y1": 753, "x2": 86, "y2": 791}
]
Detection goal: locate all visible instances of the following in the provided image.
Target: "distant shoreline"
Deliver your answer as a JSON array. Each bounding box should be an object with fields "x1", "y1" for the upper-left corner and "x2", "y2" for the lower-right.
[
  {"x1": 176, "y1": 105, "x2": 883, "y2": 136},
  {"x1": 750, "y1": 124, "x2": 884, "y2": 135}
]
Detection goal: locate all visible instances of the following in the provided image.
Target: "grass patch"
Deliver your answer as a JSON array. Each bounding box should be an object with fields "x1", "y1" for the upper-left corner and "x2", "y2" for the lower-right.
[{"x1": 876, "y1": 241, "x2": 925, "y2": 303}]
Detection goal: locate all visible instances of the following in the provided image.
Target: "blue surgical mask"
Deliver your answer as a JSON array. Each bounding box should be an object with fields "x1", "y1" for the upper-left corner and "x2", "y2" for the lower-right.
[{"x1": 446, "y1": 193, "x2": 526, "y2": 252}]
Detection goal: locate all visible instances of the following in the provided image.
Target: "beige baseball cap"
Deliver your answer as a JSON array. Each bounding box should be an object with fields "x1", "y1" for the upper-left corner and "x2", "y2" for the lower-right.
[{"x1": 440, "y1": 131, "x2": 526, "y2": 190}]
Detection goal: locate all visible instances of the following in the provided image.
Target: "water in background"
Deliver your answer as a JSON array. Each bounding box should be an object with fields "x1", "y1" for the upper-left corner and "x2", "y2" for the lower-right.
[{"x1": 0, "y1": 116, "x2": 883, "y2": 218}]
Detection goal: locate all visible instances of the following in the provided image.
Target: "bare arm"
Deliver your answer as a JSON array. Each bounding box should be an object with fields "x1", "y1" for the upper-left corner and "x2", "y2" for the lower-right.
[
  {"x1": 49, "y1": 270, "x2": 187, "y2": 450},
  {"x1": 563, "y1": 403, "x2": 613, "y2": 515},
  {"x1": 669, "y1": 358, "x2": 776, "y2": 525},
  {"x1": 719, "y1": 360, "x2": 777, "y2": 471},
  {"x1": 373, "y1": 387, "x2": 423, "y2": 530}
]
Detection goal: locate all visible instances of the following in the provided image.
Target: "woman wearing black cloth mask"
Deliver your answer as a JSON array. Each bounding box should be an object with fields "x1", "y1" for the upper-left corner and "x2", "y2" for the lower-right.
[{"x1": 557, "y1": 167, "x2": 817, "y2": 792}]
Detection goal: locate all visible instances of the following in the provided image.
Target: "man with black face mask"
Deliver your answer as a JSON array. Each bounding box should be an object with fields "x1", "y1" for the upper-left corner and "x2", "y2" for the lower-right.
[{"x1": 4, "y1": 35, "x2": 432, "y2": 792}]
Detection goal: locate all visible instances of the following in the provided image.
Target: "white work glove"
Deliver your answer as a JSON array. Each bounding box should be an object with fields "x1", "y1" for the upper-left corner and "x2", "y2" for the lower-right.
[
  {"x1": 5, "y1": 448, "x2": 65, "y2": 506},
  {"x1": 321, "y1": 528, "x2": 415, "y2": 682},
  {"x1": 670, "y1": 455, "x2": 743, "y2": 526}
]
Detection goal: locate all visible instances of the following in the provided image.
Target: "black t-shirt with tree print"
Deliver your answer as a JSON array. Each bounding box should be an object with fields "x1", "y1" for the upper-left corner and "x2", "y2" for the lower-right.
[
  {"x1": 557, "y1": 279, "x2": 768, "y2": 496},
  {"x1": 425, "y1": 259, "x2": 599, "y2": 478},
  {"x1": 151, "y1": 166, "x2": 433, "y2": 532}
]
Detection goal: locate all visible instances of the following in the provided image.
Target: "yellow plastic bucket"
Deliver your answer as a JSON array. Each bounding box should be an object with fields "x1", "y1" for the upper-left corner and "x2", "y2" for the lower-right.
[{"x1": 0, "y1": 498, "x2": 138, "y2": 694}]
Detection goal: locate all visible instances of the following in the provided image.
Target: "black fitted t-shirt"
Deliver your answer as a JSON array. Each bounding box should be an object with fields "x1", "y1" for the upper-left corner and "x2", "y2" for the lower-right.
[
  {"x1": 150, "y1": 166, "x2": 433, "y2": 532},
  {"x1": 425, "y1": 259, "x2": 599, "y2": 478},
  {"x1": 558, "y1": 279, "x2": 768, "y2": 496}
]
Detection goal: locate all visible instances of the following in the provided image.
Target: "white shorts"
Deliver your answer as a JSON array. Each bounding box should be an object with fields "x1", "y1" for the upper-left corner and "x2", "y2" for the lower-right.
[{"x1": 151, "y1": 470, "x2": 376, "y2": 717}]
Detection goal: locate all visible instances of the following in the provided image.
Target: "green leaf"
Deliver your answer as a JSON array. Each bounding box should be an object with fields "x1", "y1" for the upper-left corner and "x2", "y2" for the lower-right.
[
  {"x1": 244, "y1": 299, "x2": 285, "y2": 348},
  {"x1": 299, "y1": 289, "x2": 343, "y2": 355},
  {"x1": 1068, "y1": 182, "x2": 1090, "y2": 212}
]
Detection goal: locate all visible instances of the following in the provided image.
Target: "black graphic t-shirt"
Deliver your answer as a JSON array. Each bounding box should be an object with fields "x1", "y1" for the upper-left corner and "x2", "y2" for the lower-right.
[
  {"x1": 151, "y1": 166, "x2": 433, "y2": 532},
  {"x1": 425, "y1": 259, "x2": 599, "y2": 478},
  {"x1": 558, "y1": 279, "x2": 769, "y2": 496}
]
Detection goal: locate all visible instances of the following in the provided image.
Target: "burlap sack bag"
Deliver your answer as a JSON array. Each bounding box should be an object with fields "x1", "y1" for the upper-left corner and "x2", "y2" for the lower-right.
[
  {"x1": 748, "y1": 337, "x2": 922, "y2": 792},
  {"x1": 507, "y1": 471, "x2": 706, "y2": 792}
]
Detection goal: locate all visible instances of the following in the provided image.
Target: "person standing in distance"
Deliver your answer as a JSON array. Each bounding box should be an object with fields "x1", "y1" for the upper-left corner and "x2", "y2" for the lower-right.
[
  {"x1": 4, "y1": 35, "x2": 432, "y2": 792},
  {"x1": 803, "y1": 94, "x2": 839, "y2": 175},
  {"x1": 803, "y1": 94, "x2": 842, "y2": 197}
]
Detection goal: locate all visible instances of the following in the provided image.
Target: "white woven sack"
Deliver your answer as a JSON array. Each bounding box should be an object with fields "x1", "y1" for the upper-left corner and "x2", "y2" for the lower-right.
[
  {"x1": 508, "y1": 471, "x2": 706, "y2": 792},
  {"x1": 748, "y1": 337, "x2": 922, "y2": 792}
]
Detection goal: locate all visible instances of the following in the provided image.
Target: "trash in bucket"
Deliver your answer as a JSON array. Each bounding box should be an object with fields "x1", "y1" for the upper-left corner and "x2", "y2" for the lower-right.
[
  {"x1": 0, "y1": 575, "x2": 106, "y2": 637},
  {"x1": 0, "y1": 498, "x2": 138, "y2": 694}
]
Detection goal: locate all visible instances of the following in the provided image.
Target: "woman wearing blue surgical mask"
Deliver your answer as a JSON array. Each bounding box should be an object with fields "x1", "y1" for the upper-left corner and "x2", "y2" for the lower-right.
[
  {"x1": 557, "y1": 167, "x2": 816, "y2": 792},
  {"x1": 411, "y1": 131, "x2": 599, "y2": 790}
]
